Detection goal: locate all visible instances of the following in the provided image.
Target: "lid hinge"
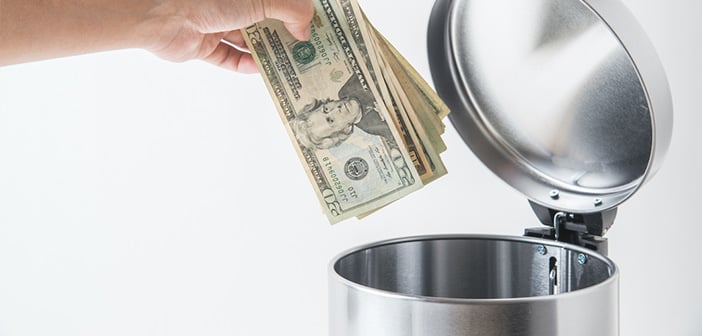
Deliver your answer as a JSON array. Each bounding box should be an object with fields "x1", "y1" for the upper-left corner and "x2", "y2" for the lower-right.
[{"x1": 524, "y1": 201, "x2": 617, "y2": 256}]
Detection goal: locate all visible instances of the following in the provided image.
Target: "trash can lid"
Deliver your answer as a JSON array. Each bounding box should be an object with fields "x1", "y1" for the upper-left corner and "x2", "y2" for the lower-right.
[{"x1": 428, "y1": 0, "x2": 673, "y2": 214}]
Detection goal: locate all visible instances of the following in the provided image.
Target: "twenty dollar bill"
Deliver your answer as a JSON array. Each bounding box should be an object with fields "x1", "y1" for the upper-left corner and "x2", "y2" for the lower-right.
[{"x1": 243, "y1": 0, "x2": 449, "y2": 224}]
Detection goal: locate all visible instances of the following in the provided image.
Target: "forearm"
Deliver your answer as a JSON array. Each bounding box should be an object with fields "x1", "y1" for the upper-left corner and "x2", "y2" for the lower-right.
[{"x1": 0, "y1": 0, "x2": 175, "y2": 65}]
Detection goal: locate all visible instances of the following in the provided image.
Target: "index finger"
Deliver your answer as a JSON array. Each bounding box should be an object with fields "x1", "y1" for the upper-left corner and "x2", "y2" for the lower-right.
[{"x1": 262, "y1": 0, "x2": 314, "y2": 40}]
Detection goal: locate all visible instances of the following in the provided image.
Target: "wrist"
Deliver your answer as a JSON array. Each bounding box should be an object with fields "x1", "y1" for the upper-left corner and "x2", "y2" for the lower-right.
[{"x1": 133, "y1": 1, "x2": 188, "y2": 54}]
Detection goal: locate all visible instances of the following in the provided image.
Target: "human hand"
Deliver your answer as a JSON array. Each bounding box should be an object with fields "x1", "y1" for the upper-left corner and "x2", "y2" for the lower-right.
[
  {"x1": 0, "y1": 0, "x2": 313, "y2": 72},
  {"x1": 146, "y1": 0, "x2": 314, "y2": 73}
]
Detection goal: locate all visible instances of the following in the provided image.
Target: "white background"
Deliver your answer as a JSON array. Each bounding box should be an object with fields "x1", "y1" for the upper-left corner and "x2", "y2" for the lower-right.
[{"x1": 0, "y1": 0, "x2": 700, "y2": 335}]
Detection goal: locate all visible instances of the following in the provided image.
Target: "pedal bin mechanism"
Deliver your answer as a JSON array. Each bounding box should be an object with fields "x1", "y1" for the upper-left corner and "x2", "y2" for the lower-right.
[{"x1": 329, "y1": 0, "x2": 673, "y2": 335}]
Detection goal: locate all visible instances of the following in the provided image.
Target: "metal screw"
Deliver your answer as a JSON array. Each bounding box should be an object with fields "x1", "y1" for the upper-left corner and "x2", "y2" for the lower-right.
[
  {"x1": 549, "y1": 190, "x2": 560, "y2": 199},
  {"x1": 594, "y1": 198, "x2": 603, "y2": 206},
  {"x1": 537, "y1": 245, "x2": 547, "y2": 255},
  {"x1": 578, "y1": 253, "x2": 588, "y2": 265}
]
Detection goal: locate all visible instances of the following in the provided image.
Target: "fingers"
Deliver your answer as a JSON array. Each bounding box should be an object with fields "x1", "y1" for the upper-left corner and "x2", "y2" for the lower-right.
[
  {"x1": 222, "y1": 30, "x2": 249, "y2": 53},
  {"x1": 262, "y1": 0, "x2": 314, "y2": 40},
  {"x1": 202, "y1": 40, "x2": 259, "y2": 73},
  {"x1": 284, "y1": 21, "x2": 312, "y2": 41},
  {"x1": 196, "y1": 0, "x2": 315, "y2": 71}
]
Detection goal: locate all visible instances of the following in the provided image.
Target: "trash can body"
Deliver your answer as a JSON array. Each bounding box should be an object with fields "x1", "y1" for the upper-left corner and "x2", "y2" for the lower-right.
[{"x1": 330, "y1": 235, "x2": 618, "y2": 336}]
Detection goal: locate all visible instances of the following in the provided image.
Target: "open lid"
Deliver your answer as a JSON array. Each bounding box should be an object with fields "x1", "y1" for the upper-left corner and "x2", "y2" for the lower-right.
[{"x1": 428, "y1": 0, "x2": 673, "y2": 215}]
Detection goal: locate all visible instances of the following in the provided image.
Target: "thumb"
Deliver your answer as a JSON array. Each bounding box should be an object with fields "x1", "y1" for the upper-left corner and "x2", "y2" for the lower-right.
[{"x1": 263, "y1": 0, "x2": 314, "y2": 40}]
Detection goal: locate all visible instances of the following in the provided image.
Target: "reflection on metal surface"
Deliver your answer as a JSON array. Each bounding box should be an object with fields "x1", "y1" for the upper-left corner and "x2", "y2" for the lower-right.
[
  {"x1": 453, "y1": 0, "x2": 650, "y2": 189},
  {"x1": 329, "y1": 235, "x2": 618, "y2": 335},
  {"x1": 333, "y1": 236, "x2": 613, "y2": 299},
  {"x1": 549, "y1": 256, "x2": 559, "y2": 295},
  {"x1": 427, "y1": 0, "x2": 673, "y2": 213}
]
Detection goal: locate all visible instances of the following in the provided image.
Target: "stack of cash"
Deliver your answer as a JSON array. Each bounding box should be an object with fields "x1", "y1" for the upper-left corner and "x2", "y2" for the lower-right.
[{"x1": 242, "y1": 0, "x2": 450, "y2": 224}]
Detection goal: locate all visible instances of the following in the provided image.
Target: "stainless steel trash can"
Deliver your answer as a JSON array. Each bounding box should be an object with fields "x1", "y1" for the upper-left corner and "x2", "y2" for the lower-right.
[
  {"x1": 330, "y1": 235, "x2": 618, "y2": 335},
  {"x1": 329, "y1": 0, "x2": 673, "y2": 334}
]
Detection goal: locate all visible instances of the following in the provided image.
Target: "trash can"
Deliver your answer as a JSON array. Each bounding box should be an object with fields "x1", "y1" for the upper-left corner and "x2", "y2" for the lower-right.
[
  {"x1": 330, "y1": 235, "x2": 617, "y2": 335},
  {"x1": 329, "y1": 0, "x2": 673, "y2": 334}
]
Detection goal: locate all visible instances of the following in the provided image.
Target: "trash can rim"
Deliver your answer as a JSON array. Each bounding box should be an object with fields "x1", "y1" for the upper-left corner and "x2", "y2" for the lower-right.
[{"x1": 329, "y1": 233, "x2": 619, "y2": 304}]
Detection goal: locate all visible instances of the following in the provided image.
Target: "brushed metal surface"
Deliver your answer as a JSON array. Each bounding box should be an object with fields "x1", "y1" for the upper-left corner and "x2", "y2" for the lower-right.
[
  {"x1": 329, "y1": 235, "x2": 619, "y2": 335},
  {"x1": 427, "y1": 0, "x2": 673, "y2": 213}
]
